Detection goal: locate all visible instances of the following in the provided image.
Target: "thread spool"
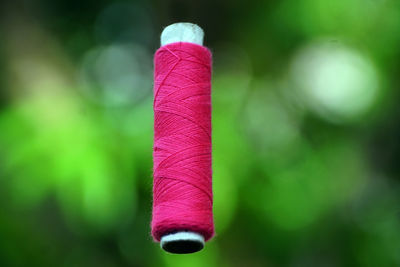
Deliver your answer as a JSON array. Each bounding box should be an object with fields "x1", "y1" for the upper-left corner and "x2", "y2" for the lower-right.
[{"x1": 152, "y1": 22, "x2": 214, "y2": 254}]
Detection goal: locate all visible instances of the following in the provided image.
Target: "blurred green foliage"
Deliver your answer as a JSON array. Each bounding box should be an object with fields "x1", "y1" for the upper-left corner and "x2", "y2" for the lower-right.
[{"x1": 0, "y1": 0, "x2": 400, "y2": 266}]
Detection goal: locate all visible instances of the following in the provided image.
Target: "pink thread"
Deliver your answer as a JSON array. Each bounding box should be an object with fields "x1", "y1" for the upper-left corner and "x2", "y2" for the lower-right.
[{"x1": 152, "y1": 42, "x2": 214, "y2": 242}]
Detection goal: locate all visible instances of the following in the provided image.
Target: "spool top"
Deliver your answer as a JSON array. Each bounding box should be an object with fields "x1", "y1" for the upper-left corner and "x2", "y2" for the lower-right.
[
  {"x1": 161, "y1": 22, "x2": 204, "y2": 46},
  {"x1": 158, "y1": 22, "x2": 206, "y2": 254}
]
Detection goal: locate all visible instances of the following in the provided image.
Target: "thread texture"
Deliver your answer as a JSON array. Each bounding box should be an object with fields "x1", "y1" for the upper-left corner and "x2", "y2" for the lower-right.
[{"x1": 152, "y1": 42, "x2": 214, "y2": 242}]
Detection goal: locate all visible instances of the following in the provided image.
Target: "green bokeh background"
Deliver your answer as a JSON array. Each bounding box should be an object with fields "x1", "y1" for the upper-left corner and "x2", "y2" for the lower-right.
[{"x1": 1, "y1": 0, "x2": 400, "y2": 266}]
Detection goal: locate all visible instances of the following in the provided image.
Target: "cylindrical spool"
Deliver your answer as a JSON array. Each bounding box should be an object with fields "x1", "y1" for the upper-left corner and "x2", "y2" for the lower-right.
[{"x1": 152, "y1": 22, "x2": 213, "y2": 254}]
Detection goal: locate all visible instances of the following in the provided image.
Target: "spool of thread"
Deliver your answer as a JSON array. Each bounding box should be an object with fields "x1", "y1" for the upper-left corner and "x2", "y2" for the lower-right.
[{"x1": 152, "y1": 22, "x2": 214, "y2": 254}]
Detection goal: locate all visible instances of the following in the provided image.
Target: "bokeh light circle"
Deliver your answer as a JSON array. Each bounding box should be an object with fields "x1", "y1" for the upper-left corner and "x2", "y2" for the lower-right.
[{"x1": 290, "y1": 39, "x2": 379, "y2": 123}]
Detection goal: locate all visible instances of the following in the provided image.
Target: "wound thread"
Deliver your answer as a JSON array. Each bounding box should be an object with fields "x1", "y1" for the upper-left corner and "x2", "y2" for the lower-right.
[{"x1": 152, "y1": 42, "x2": 214, "y2": 242}]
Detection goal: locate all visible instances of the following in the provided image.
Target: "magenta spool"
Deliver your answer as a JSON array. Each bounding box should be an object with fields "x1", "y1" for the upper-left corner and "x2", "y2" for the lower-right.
[{"x1": 151, "y1": 23, "x2": 214, "y2": 254}]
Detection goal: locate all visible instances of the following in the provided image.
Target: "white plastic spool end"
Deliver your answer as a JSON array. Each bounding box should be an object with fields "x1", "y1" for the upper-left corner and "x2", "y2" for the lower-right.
[
  {"x1": 160, "y1": 231, "x2": 205, "y2": 254},
  {"x1": 158, "y1": 22, "x2": 206, "y2": 254},
  {"x1": 161, "y1": 22, "x2": 204, "y2": 46}
]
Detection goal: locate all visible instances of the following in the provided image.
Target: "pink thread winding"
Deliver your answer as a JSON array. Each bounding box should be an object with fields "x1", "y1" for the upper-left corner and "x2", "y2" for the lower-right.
[{"x1": 152, "y1": 42, "x2": 214, "y2": 242}]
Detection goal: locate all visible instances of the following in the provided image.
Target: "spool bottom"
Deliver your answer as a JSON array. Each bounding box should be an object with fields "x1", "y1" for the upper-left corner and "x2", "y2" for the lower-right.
[{"x1": 160, "y1": 231, "x2": 205, "y2": 254}]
